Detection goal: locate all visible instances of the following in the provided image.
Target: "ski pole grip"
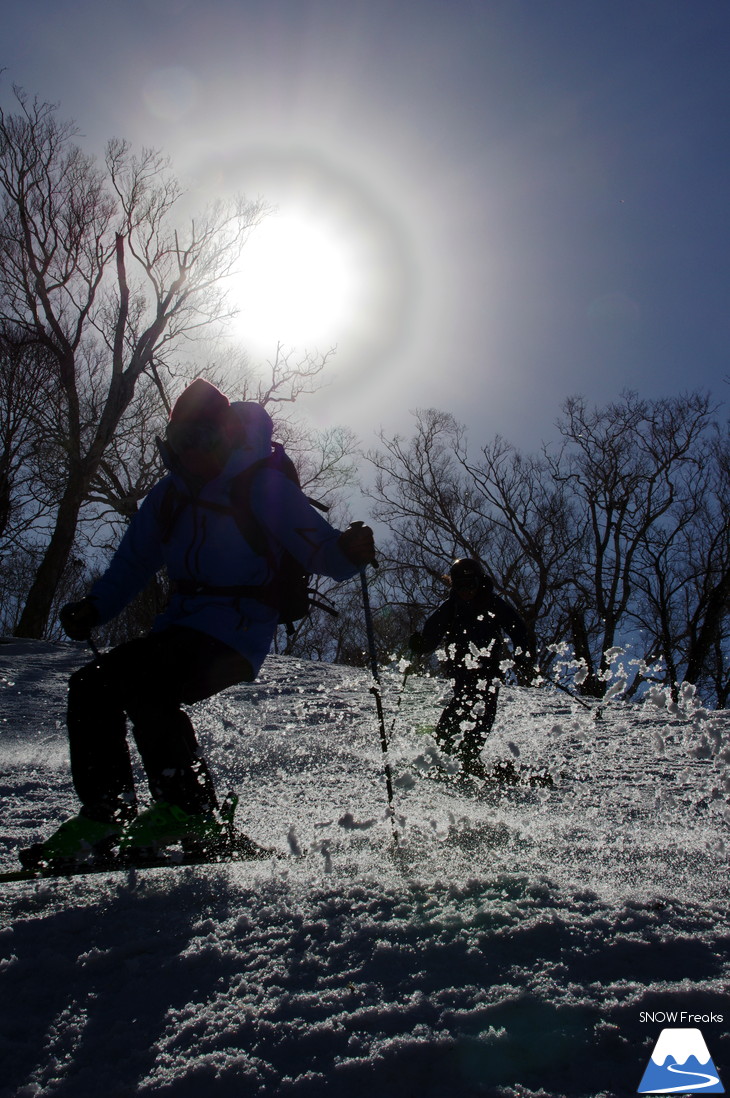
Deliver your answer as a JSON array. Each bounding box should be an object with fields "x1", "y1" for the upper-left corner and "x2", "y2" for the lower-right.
[{"x1": 349, "y1": 520, "x2": 378, "y2": 569}]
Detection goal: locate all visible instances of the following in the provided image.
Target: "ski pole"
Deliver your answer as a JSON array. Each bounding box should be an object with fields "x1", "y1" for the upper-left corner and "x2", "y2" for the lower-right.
[
  {"x1": 389, "y1": 662, "x2": 416, "y2": 736},
  {"x1": 359, "y1": 566, "x2": 399, "y2": 847},
  {"x1": 387, "y1": 652, "x2": 424, "y2": 737}
]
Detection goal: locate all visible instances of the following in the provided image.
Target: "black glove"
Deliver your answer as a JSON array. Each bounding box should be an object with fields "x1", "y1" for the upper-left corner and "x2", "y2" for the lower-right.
[
  {"x1": 339, "y1": 521, "x2": 376, "y2": 567},
  {"x1": 60, "y1": 597, "x2": 99, "y2": 641}
]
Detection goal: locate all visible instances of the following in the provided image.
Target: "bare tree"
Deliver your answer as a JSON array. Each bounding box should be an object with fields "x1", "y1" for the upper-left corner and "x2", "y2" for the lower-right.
[
  {"x1": 0, "y1": 327, "x2": 56, "y2": 543},
  {"x1": 554, "y1": 391, "x2": 715, "y2": 695},
  {"x1": 235, "y1": 341, "x2": 336, "y2": 409},
  {"x1": 367, "y1": 409, "x2": 490, "y2": 574},
  {"x1": 628, "y1": 424, "x2": 729, "y2": 707},
  {"x1": 365, "y1": 391, "x2": 728, "y2": 704},
  {"x1": 365, "y1": 409, "x2": 577, "y2": 664},
  {"x1": 682, "y1": 429, "x2": 730, "y2": 703},
  {"x1": 0, "y1": 86, "x2": 265, "y2": 636},
  {"x1": 463, "y1": 435, "x2": 581, "y2": 655}
]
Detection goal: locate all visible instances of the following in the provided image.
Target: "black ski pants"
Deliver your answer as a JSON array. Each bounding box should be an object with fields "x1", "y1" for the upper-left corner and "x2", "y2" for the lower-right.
[
  {"x1": 434, "y1": 669, "x2": 500, "y2": 766},
  {"x1": 67, "y1": 626, "x2": 253, "y2": 823}
]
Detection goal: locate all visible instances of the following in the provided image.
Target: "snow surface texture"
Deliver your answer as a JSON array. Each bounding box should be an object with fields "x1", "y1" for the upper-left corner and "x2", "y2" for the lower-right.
[{"x1": 0, "y1": 639, "x2": 728, "y2": 1098}]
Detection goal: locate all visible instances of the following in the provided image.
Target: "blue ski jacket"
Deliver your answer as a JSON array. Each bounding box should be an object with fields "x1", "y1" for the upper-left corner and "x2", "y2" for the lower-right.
[{"x1": 89, "y1": 402, "x2": 359, "y2": 676}]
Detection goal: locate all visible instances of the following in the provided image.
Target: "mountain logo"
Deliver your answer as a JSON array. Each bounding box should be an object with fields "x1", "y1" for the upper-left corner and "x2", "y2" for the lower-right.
[{"x1": 638, "y1": 1028, "x2": 724, "y2": 1093}]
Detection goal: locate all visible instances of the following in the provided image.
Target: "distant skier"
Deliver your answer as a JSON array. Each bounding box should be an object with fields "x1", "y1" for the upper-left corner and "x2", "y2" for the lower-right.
[
  {"x1": 24, "y1": 379, "x2": 375, "y2": 868},
  {"x1": 408, "y1": 558, "x2": 533, "y2": 776}
]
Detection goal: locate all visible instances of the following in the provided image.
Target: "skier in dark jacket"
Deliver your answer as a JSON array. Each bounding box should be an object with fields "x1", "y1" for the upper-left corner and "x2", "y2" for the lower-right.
[
  {"x1": 408, "y1": 558, "x2": 533, "y2": 776},
  {"x1": 24, "y1": 378, "x2": 375, "y2": 868}
]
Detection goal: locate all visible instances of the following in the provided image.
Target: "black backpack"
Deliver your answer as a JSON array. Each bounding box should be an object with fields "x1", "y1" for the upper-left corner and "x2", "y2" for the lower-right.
[{"x1": 159, "y1": 442, "x2": 337, "y2": 636}]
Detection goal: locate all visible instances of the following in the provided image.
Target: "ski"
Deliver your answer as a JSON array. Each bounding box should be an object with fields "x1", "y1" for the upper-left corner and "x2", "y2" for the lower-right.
[
  {"x1": 423, "y1": 758, "x2": 554, "y2": 791},
  {"x1": 2, "y1": 834, "x2": 285, "y2": 884}
]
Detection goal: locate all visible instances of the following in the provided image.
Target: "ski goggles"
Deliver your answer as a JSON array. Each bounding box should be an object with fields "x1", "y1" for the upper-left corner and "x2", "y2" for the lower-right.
[
  {"x1": 451, "y1": 571, "x2": 482, "y2": 591},
  {"x1": 166, "y1": 420, "x2": 223, "y2": 454}
]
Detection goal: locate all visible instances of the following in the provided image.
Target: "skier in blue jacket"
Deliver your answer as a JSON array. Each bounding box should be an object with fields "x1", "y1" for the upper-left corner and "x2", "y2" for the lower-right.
[{"x1": 25, "y1": 379, "x2": 375, "y2": 867}]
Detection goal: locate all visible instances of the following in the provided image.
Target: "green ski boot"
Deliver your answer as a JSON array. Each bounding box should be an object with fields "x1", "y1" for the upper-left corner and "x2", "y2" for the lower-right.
[
  {"x1": 118, "y1": 794, "x2": 238, "y2": 859},
  {"x1": 19, "y1": 814, "x2": 122, "y2": 869}
]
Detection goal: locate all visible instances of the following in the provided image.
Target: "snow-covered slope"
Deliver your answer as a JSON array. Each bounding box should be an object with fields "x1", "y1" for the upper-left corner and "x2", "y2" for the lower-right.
[{"x1": 0, "y1": 639, "x2": 728, "y2": 1098}]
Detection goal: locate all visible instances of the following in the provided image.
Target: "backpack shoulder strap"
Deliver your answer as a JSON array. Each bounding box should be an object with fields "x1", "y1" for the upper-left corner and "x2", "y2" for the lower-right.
[
  {"x1": 227, "y1": 442, "x2": 330, "y2": 551},
  {"x1": 227, "y1": 453, "x2": 277, "y2": 558},
  {"x1": 158, "y1": 444, "x2": 329, "y2": 553},
  {"x1": 158, "y1": 481, "x2": 189, "y2": 544}
]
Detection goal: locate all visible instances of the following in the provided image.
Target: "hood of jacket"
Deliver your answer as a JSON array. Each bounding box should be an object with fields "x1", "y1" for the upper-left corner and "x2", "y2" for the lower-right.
[{"x1": 157, "y1": 399, "x2": 275, "y2": 490}]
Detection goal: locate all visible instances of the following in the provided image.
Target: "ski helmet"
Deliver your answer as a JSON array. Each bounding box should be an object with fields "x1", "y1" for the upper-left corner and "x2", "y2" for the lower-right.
[{"x1": 450, "y1": 558, "x2": 492, "y2": 592}]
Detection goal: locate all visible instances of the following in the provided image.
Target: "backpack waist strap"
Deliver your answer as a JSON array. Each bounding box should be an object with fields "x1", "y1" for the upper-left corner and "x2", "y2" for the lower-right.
[{"x1": 172, "y1": 578, "x2": 273, "y2": 601}]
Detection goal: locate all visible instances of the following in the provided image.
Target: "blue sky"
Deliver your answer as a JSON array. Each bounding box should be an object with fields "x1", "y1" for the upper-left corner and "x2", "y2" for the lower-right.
[{"x1": 2, "y1": 0, "x2": 728, "y2": 451}]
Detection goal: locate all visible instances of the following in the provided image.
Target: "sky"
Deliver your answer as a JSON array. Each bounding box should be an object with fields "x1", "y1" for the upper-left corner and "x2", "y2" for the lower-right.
[{"x1": 2, "y1": 0, "x2": 729, "y2": 453}]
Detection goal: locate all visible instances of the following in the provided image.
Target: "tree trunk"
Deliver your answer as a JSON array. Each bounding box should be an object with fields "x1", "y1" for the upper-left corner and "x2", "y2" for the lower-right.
[
  {"x1": 13, "y1": 474, "x2": 87, "y2": 638},
  {"x1": 0, "y1": 463, "x2": 10, "y2": 541},
  {"x1": 684, "y1": 567, "x2": 730, "y2": 686},
  {"x1": 569, "y1": 609, "x2": 603, "y2": 698}
]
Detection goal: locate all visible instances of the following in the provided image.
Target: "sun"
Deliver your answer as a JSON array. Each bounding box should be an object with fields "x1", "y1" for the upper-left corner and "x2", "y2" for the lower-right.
[{"x1": 229, "y1": 208, "x2": 358, "y2": 352}]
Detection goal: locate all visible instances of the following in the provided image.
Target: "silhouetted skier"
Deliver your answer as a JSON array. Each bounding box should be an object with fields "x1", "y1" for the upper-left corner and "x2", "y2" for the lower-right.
[{"x1": 409, "y1": 558, "x2": 532, "y2": 776}]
